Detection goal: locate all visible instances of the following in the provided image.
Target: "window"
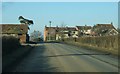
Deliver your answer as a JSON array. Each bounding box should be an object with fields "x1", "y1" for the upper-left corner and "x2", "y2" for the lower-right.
[{"x1": 18, "y1": 34, "x2": 22, "y2": 35}]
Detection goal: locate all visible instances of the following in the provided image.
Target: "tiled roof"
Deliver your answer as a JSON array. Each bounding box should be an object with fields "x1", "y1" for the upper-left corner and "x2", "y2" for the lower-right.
[
  {"x1": 57, "y1": 27, "x2": 76, "y2": 31},
  {"x1": 96, "y1": 24, "x2": 113, "y2": 26},
  {"x1": 45, "y1": 26, "x2": 77, "y2": 31},
  {"x1": 93, "y1": 24, "x2": 116, "y2": 30},
  {"x1": 94, "y1": 24, "x2": 114, "y2": 28},
  {"x1": 76, "y1": 26, "x2": 92, "y2": 30},
  {"x1": 0, "y1": 24, "x2": 28, "y2": 34},
  {"x1": 92, "y1": 23, "x2": 117, "y2": 34}
]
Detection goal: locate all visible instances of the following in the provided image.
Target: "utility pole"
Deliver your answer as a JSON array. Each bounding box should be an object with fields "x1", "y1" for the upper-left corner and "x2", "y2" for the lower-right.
[{"x1": 49, "y1": 21, "x2": 51, "y2": 41}]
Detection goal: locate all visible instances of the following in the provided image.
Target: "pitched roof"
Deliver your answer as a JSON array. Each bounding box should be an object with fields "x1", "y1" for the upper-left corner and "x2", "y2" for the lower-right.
[
  {"x1": 96, "y1": 24, "x2": 113, "y2": 26},
  {"x1": 0, "y1": 24, "x2": 28, "y2": 34},
  {"x1": 45, "y1": 27, "x2": 56, "y2": 30},
  {"x1": 92, "y1": 23, "x2": 117, "y2": 34},
  {"x1": 76, "y1": 26, "x2": 92, "y2": 30},
  {"x1": 56, "y1": 27, "x2": 76, "y2": 31},
  {"x1": 94, "y1": 24, "x2": 115, "y2": 29},
  {"x1": 45, "y1": 26, "x2": 77, "y2": 31}
]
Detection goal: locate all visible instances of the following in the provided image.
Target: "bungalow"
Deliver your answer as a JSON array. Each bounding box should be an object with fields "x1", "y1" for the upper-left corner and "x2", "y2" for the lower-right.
[{"x1": 0, "y1": 24, "x2": 29, "y2": 43}]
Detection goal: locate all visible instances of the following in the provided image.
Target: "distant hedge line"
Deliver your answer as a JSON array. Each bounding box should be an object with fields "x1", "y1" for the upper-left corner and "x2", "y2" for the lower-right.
[
  {"x1": 64, "y1": 35, "x2": 119, "y2": 51},
  {"x1": 2, "y1": 36, "x2": 21, "y2": 55}
]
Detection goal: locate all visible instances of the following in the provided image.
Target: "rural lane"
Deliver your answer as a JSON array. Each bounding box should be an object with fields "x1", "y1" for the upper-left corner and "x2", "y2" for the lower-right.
[{"x1": 9, "y1": 43, "x2": 118, "y2": 72}]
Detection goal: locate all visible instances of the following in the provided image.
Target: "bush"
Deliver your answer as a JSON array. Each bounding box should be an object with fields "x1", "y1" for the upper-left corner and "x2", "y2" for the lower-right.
[{"x1": 2, "y1": 36, "x2": 21, "y2": 55}]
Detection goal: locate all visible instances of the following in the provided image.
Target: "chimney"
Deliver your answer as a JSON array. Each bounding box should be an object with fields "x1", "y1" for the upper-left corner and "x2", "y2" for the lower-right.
[
  {"x1": 111, "y1": 22, "x2": 113, "y2": 25},
  {"x1": 45, "y1": 25, "x2": 47, "y2": 27},
  {"x1": 49, "y1": 21, "x2": 51, "y2": 27}
]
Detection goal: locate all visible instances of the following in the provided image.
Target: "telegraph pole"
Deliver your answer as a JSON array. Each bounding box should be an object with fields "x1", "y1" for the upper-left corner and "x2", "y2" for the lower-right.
[{"x1": 49, "y1": 21, "x2": 51, "y2": 41}]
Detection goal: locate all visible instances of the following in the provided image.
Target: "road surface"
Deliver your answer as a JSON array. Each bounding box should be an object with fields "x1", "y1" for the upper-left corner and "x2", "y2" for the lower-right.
[{"x1": 8, "y1": 43, "x2": 119, "y2": 72}]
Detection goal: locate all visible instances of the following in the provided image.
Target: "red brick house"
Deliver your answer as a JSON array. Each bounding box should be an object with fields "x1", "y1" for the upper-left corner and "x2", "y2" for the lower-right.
[
  {"x1": 0, "y1": 24, "x2": 29, "y2": 43},
  {"x1": 44, "y1": 26, "x2": 56, "y2": 41}
]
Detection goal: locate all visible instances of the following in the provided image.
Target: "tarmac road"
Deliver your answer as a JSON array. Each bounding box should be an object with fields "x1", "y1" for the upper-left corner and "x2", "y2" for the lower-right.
[{"x1": 9, "y1": 43, "x2": 118, "y2": 72}]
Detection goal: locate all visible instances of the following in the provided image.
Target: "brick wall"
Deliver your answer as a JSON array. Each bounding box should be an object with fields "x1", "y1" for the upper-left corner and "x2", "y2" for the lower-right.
[{"x1": 19, "y1": 34, "x2": 26, "y2": 43}]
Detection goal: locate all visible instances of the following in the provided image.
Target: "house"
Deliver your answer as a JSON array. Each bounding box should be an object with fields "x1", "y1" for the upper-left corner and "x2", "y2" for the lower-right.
[
  {"x1": 93, "y1": 23, "x2": 118, "y2": 36},
  {"x1": 56, "y1": 27, "x2": 78, "y2": 40},
  {"x1": 0, "y1": 24, "x2": 29, "y2": 43},
  {"x1": 104, "y1": 29, "x2": 118, "y2": 36},
  {"x1": 44, "y1": 26, "x2": 56, "y2": 41},
  {"x1": 44, "y1": 23, "x2": 118, "y2": 42},
  {"x1": 44, "y1": 26, "x2": 78, "y2": 41},
  {"x1": 76, "y1": 25, "x2": 92, "y2": 37}
]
